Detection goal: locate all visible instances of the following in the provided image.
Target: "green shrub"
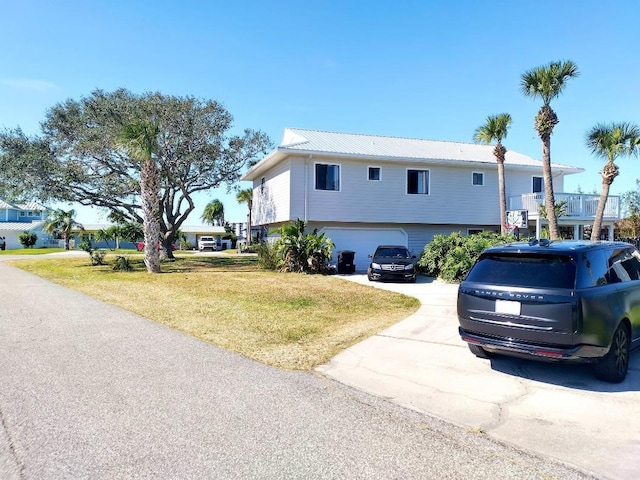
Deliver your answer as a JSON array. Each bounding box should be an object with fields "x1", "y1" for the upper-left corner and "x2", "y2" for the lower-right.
[
  {"x1": 256, "y1": 242, "x2": 279, "y2": 270},
  {"x1": 417, "y1": 232, "x2": 464, "y2": 276},
  {"x1": 78, "y1": 234, "x2": 93, "y2": 254},
  {"x1": 273, "y1": 219, "x2": 335, "y2": 274},
  {"x1": 112, "y1": 255, "x2": 132, "y2": 271},
  {"x1": 419, "y1": 231, "x2": 514, "y2": 283},
  {"x1": 18, "y1": 232, "x2": 38, "y2": 248},
  {"x1": 90, "y1": 249, "x2": 107, "y2": 266}
]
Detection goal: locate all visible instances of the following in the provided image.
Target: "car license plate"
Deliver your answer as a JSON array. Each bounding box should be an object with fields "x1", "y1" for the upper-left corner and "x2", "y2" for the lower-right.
[{"x1": 495, "y1": 299, "x2": 521, "y2": 315}]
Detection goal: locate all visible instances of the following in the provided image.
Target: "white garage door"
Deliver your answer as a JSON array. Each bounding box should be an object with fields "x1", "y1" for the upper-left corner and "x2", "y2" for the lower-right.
[{"x1": 320, "y1": 227, "x2": 408, "y2": 273}]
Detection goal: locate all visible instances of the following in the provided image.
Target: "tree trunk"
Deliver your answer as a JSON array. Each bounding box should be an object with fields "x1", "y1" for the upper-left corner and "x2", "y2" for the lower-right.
[
  {"x1": 141, "y1": 158, "x2": 161, "y2": 273},
  {"x1": 495, "y1": 144, "x2": 508, "y2": 236},
  {"x1": 247, "y1": 200, "x2": 253, "y2": 246},
  {"x1": 161, "y1": 234, "x2": 175, "y2": 260},
  {"x1": 590, "y1": 161, "x2": 619, "y2": 241},
  {"x1": 541, "y1": 134, "x2": 559, "y2": 240}
]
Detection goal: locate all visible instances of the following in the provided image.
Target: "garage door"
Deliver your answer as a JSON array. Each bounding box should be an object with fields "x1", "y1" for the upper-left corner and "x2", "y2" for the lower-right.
[{"x1": 319, "y1": 227, "x2": 408, "y2": 273}]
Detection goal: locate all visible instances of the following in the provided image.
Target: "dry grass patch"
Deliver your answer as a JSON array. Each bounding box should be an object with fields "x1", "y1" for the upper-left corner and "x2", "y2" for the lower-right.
[{"x1": 11, "y1": 255, "x2": 419, "y2": 370}]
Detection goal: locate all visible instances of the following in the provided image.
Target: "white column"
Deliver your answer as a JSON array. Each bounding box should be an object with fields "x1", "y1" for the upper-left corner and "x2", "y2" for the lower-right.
[
  {"x1": 608, "y1": 224, "x2": 614, "y2": 241},
  {"x1": 536, "y1": 217, "x2": 541, "y2": 239}
]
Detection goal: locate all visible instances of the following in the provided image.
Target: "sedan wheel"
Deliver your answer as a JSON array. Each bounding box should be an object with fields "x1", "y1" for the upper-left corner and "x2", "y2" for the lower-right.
[{"x1": 594, "y1": 323, "x2": 629, "y2": 383}]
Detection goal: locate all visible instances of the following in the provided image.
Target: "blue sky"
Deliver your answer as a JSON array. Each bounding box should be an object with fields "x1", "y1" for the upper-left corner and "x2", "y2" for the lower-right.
[{"x1": 1, "y1": 0, "x2": 638, "y2": 223}]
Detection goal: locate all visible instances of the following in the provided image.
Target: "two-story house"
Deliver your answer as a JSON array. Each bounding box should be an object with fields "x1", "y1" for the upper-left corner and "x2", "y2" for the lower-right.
[
  {"x1": 242, "y1": 128, "x2": 621, "y2": 270},
  {"x1": 0, "y1": 200, "x2": 52, "y2": 249}
]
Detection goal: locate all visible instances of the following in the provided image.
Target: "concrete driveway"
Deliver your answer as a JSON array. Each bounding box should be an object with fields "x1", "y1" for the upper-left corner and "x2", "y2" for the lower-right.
[{"x1": 318, "y1": 274, "x2": 640, "y2": 480}]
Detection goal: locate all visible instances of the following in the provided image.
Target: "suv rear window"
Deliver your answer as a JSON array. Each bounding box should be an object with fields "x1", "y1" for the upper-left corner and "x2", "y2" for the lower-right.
[{"x1": 465, "y1": 253, "x2": 576, "y2": 289}]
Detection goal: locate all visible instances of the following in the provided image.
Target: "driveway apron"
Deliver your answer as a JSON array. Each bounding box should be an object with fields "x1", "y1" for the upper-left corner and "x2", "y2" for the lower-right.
[{"x1": 319, "y1": 274, "x2": 640, "y2": 480}]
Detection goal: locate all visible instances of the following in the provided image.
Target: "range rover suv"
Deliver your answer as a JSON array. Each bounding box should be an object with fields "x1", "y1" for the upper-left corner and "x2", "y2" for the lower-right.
[{"x1": 457, "y1": 240, "x2": 640, "y2": 383}]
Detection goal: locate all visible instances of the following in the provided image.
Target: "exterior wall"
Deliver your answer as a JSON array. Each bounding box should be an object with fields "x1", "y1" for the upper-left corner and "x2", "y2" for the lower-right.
[
  {"x1": 252, "y1": 159, "x2": 292, "y2": 225},
  {"x1": 506, "y1": 171, "x2": 564, "y2": 197},
  {"x1": 301, "y1": 156, "x2": 551, "y2": 225},
  {"x1": 250, "y1": 154, "x2": 571, "y2": 255},
  {"x1": 1, "y1": 209, "x2": 20, "y2": 222}
]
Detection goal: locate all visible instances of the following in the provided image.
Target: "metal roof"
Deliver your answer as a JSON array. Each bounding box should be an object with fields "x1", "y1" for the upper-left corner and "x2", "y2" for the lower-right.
[
  {"x1": 0, "y1": 221, "x2": 44, "y2": 232},
  {"x1": 243, "y1": 128, "x2": 584, "y2": 180},
  {"x1": 17, "y1": 201, "x2": 48, "y2": 211}
]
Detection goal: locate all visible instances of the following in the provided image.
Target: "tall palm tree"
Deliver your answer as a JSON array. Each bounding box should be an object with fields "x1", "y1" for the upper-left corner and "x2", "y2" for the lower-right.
[
  {"x1": 474, "y1": 113, "x2": 512, "y2": 236},
  {"x1": 236, "y1": 188, "x2": 253, "y2": 245},
  {"x1": 43, "y1": 208, "x2": 83, "y2": 250},
  {"x1": 521, "y1": 60, "x2": 579, "y2": 240},
  {"x1": 586, "y1": 122, "x2": 640, "y2": 240},
  {"x1": 118, "y1": 119, "x2": 161, "y2": 273},
  {"x1": 201, "y1": 199, "x2": 225, "y2": 226}
]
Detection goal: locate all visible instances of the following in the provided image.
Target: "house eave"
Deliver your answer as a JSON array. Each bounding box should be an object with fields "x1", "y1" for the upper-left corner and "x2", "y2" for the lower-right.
[{"x1": 241, "y1": 147, "x2": 584, "y2": 181}]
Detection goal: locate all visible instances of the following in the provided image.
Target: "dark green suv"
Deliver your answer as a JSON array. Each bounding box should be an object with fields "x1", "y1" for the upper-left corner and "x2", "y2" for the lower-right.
[{"x1": 457, "y1": 240, "x2": 640, "y2": 383}]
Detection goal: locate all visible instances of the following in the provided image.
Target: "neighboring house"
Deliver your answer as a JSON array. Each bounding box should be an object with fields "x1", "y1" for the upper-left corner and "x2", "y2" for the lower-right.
[
  {"x1": 242, "y1": 128, "x2": 621, "y2": 270},
  {"x1": 76, "y1": 224, "x2": 228, "y2": 250},
  {"x1": 0, "y1": 200, "x2": 53, "y2": 249}
]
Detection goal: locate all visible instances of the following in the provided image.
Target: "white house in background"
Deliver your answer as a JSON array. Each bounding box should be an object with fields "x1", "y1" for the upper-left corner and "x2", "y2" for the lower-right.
[
  {"x1": 241, "y1": 128, "x2": 622, "y2": 271},
  {"x1": 0, "y1": 200, "x2": 54, "y2": 249}
]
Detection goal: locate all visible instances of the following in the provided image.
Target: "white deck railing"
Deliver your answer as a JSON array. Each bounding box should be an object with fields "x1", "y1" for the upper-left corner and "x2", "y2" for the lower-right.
[{"x1": 509, "y1": 193, "x2": 620, "y2": 219}]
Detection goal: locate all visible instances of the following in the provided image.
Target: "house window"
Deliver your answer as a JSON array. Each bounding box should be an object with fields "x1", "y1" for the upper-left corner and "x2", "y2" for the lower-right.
[
  {"x1": 407, "y1": 169, "x2": 429, "y2": 195},
  {"x1": 368, "y1": 166, "x2": 381, "y2": 181},
  {"x1": 472, "y1": 172, "x2": 484, "y2": 186},
  {"x1": 533, "y1": 176, "x2": 544, "y2": 193},
  {"x1": 315, "y1": 163, "x2": 340, "y2": 191}
]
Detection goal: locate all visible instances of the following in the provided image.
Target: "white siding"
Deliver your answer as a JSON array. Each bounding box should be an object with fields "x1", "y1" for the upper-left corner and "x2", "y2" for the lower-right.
[
  {"x1": 302, "y1": 156, "x2": 549, "y2": 225},
  {"x1": 252, "y1": 160, "x2": 292, "y2": 225}
]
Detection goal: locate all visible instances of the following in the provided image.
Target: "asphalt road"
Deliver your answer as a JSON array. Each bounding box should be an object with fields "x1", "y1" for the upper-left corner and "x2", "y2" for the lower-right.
[{"x1": 0, "y1": 255, "x2": 594, "y2": 479}]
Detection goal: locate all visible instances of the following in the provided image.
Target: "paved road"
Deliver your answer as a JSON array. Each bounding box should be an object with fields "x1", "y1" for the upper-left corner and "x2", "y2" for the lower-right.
[
  {"x1": 320, "y1": 274, "x2": 640, "y2": 480},
  {"x1": 0, "y1": 255, "x2": 594, "y2": 479}
]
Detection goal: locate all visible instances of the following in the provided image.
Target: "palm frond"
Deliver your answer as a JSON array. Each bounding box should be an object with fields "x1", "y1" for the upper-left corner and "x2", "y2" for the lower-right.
[
  {"x1": 520, "y1": 60, "x2": 579, "y2": 105},
  {"x1": 473, "y1": 113, "x2": 512, "y2": 145},
  {"x1": 586, "y1": 122, "x2": 640, "y2": 162}
]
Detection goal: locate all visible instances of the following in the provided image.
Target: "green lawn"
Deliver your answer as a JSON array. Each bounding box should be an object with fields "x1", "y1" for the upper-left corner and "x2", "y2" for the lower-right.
[
  {"x1": 10, "y1": 254, "x2": 420, "y2": 370},
  {"x1": 0, "y1": 247, "x2": 67, "y2": 255}
]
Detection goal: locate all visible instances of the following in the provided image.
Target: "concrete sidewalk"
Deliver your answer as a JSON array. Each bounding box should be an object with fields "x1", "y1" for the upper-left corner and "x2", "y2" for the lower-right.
[{"x1": 319, "y1": 274, "x2": 640, "y2": 480}]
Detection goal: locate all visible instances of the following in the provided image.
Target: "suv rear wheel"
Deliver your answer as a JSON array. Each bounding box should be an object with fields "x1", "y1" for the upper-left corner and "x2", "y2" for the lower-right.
[
  {"x1": 594, "y1": 323, "x2": 630, "y2": 383},
  {"x1": 468, "y1": 344, "x2": 492, "y2": 359}
]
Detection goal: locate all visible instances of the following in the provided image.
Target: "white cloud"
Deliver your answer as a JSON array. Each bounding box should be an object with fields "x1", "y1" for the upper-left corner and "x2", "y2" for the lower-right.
[{"x1": 1, "y1": 78, "x2": 61, "y2": 92}]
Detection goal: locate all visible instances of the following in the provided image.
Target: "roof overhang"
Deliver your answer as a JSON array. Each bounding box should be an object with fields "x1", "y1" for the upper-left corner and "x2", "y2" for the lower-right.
[{"x1": 241, "y1": 147, "x2": 584, "y2": 181}]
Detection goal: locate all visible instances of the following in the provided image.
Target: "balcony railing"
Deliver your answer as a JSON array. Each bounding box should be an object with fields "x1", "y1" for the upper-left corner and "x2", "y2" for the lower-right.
[{"x1": 509, "y1": 193, "x2": 620, "y2": 219}]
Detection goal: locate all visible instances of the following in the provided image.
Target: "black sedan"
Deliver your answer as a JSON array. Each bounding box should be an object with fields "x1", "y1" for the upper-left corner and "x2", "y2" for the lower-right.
[{"x1": 367, "y1": 245, "x2": 417, "y2": 283}]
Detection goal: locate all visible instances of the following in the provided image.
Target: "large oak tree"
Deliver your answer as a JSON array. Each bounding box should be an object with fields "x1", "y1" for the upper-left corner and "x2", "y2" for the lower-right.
[{"x1": 0, "y1": 89, "x2": 271, "y2": 258}]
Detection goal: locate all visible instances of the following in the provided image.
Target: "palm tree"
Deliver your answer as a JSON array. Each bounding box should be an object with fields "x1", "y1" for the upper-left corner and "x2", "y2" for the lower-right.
[
  {"x1": 43, "y1": 208, "x2": 83, "y2": 250},
  {"x1": 236, "y1": 188, "x2": 253, "y2": 245},
  {"x1": 118, "y1": 119, "x2": 161, "y2": 273},
  {"x1": 201, "y1": 199, "x2": 225, "y2": 226},
  {"x1": 521, "y1": 60, "x2": 579, "y2": 240},
  {"x1": 474, "y1": 113, "x2": 512, "y2": 236},
  {"x1": 586, "y1": 122, "x2": 640, "y2": 240},
  {"x1": 95, "y1": 228, "x2": 115, "y2": 250}
]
